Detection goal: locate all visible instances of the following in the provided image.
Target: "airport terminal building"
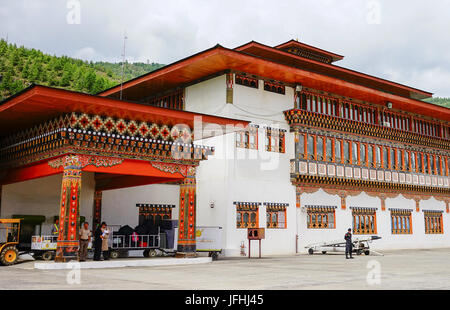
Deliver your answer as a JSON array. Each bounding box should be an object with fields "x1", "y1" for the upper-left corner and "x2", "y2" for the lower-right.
[{"x1": 1, "y1": 39, "x2": 449, "y2": 258}]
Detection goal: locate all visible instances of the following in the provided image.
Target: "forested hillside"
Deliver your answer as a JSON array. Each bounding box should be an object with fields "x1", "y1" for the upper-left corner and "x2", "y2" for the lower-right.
[{"x1": 0, "y1": 39, "x2": 164, "y2": 101}]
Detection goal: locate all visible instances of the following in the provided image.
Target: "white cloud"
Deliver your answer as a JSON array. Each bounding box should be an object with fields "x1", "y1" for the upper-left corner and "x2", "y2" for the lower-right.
[{"x1": 1, "y1": 0, "x2": 450, "y2": 96}]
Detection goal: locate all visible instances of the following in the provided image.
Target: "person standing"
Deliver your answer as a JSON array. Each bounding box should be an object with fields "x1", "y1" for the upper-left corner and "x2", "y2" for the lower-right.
[
  {"x1": 78, "y1": 222, "x2": 91, "y2": 262},
  {"x1": 101, "y1": 222, "x2": 110, "y2": 260},
  {"x1": 93, "y1": 222, "x2": 103, "y2": 261},
  {"x1": 51, "y1": 218, "x2": 59, "y2": 236},
  {"x1": 345, "y1": 228, "x2": 354, "y2": 259}
]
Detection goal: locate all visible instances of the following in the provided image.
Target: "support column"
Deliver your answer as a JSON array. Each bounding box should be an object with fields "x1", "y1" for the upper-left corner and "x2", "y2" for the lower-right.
[
  {"x1": 177, "y1": 166, "x2": 196, "y2": 255},
  {"x1": 92, "y1": 190, "x2": 102, "y2": 230},
  {"x1": 55, "y1": 155, "x2": 82, "y2": 262}
]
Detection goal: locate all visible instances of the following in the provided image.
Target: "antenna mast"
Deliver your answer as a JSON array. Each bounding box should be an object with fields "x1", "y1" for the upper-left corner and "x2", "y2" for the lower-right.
[{"x1": 120, "y1": 31, "x2": 128, "y2": 101}]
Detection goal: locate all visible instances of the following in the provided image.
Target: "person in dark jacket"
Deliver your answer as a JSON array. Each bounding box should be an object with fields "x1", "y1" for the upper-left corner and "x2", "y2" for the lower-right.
[
  {"x1": 345, "y1": 228, "x2": 354, "y2": 259},
  {"x1": 93, "y1": 223, "x2": 103, "y2": 261}
]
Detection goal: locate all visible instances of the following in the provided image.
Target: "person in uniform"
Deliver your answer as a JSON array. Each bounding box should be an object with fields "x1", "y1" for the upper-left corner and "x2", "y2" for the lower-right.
[
  {"x1": 51, "y1": 218, "x2": 59, "y2": 236},
  {"x1": 78, "y1": 222, "x2": 91, "y2": 262},
  {"x1": 345, "y1": 228, "x2": 354, "y2": 259}
]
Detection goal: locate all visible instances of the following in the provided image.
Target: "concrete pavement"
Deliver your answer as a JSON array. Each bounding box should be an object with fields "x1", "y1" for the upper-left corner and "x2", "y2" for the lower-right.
[{"x1": 1, "y1": 248, "x2": 449, "y2": 290}]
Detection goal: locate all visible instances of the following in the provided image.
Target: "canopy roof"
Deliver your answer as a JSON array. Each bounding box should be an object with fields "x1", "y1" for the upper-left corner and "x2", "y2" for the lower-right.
[
  {"x1": 0, "y1": 85, "x2": 249, "y2": 137},
  {"x1": 98, "y1": 41, "x2": 448, "y2": 121}
]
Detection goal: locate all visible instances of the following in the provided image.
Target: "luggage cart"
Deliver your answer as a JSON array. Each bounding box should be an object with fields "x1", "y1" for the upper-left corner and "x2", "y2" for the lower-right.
[
  {"x1": 306, "y1": 236, "x2": 381, "y2": 256},
  {"x1": 196, "y1": 226, "x2": 223, "y2": 260},
  {"x1": 109, "y1": 230, "x2": 161, "y2": 259}
]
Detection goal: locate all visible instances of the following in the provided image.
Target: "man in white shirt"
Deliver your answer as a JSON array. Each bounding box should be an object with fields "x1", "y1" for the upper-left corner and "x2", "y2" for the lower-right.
[{"x1": 79, "y1": 222, "x2": 92, "y2": 262}]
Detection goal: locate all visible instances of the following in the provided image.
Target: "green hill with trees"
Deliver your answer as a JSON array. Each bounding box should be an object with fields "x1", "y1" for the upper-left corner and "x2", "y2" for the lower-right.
[{"x1": 0, "y1": 39, "x2": 164, "y2": 101}]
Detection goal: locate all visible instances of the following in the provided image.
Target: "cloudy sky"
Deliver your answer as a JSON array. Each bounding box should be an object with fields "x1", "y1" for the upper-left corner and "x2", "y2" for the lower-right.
[{"x1": 1, "y1": 0, "x2": 449, "y2": 97}]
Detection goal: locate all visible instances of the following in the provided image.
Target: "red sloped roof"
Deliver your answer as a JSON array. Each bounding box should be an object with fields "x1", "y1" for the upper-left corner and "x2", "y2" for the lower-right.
[
  {"x1": 97, "y1": 44, "x2": 448, "y2": 121},
  {"x1": 0, "y1": 85, "x2": 249, "y2": 135}
]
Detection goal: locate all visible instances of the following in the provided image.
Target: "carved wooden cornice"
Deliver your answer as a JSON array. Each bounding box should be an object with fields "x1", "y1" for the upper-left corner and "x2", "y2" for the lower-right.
[{"x1": 284, "y1": 109, "x2": 450, "y2": 151}]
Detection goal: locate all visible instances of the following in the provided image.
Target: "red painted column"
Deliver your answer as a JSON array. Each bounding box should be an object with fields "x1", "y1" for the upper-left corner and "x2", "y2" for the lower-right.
[
  {"x1": 177, "y1": 166, "x2": 197, "y2": 254},
  {"x1": 55, "y1": 155, "x2": 82, "y2": 262}
]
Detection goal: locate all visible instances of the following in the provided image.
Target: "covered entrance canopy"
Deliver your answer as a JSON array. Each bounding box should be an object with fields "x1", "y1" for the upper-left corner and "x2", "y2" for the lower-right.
[{"x1": 0, "y1": 85, "x2": 248, "y2": 262}]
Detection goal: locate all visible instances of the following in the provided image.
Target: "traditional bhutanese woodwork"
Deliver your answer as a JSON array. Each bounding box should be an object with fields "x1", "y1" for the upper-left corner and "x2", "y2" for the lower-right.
[
  {"x1": 423, "y1": 210, "x2": 444, "y2": 234},
  {"x1": 389, "y1": 209, "x2": 413, "y2": 234},
  {"x1": 144, "y1": 88, "x2": 185, "y2": 110},
  {"x1": 235, "y1": 74, "x2": 258, "y2": 89},
  {"x1": 234, "y1": 202, "x2": 260, "y2": 229},
  {"x1": 351, "y1": 207, "x2": 377, "y2": 235},
  {"x1": 263, "y1": 80, "x2": 285, "y2": 95},
  {"x1": 265, "y1": 127, "x2": 286, "y2": 153},
  {"x1": 236, "y1": 124, "x2": 259, "y2": 150},
  {"x1": 284, "y1": 109, "x2": 450, "y2": 150},
  {"x1": 55, "y1": 155, "x2": 82, "y2": 262},
  {"x1": 0, "y1": 114, "x2": 214, "y2": 171},
  {"x1": 264, "y1": 203, "x2": 288, "y2": 229},
  {"x1": 137, "y1": 203, "x2": 175, "y2": 225},
  {"x1": 306, "y1": 206, "x2": 336, "y2": 229},
  {"x1": 178, "y1": 167, "x2": 197, "y2": 253},
  {"x1": 291, "y1": 174, "x2": 450, "y2": 197}
]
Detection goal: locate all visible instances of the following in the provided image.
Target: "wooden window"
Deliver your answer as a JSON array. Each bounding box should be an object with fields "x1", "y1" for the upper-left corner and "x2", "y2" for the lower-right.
[
  {"x1": 424, "y1": 211, "x2": 443, "y2": 234},
  {"x1": 391, "y1": 210, "x2": 412, "y2": 234},
  {"x1": 361, "y1": 143, "x2": 367, "y2": 166},
  {"x1": 411, "y1": 152, "x2": 416, "y2": 172},
  {"x1": 307, "y1": 134, "x2": 314, "y2": 160},
  {"x1": 235, "y1": 203, "x2": 259, "y2": 229},
  {"x1": 137, "y1": 204, "x2": 174, "y2": 226},
  {"x1": 375, "y1": 146, "x2": 381, "y2": 168},
  {"x1": 236, "y1": 125, "x2": 258, "y2": 150},
  {"x1": 344, "y1": 141, "x2": 350, "y2": 164},
  {"x1": 383, "y1": 147, "x2": 389, "y2": 169},
  {"x1": 264, "y1": 81, "x2": 285, "y2": 95},
  {"x1": 352, "y1": 142, "x2": 358, "y2": 165},
  {"x1": 368, "y1": 145, "x2": 374, "y2": 167},
  {"x1": 317, "y1": 136, "x2": 324, "y2": 161},
  {"x1": 235, "y1": 74, "x2": 258, "y2": 89},
  {"x1": 335, "y1": 139, "x2": 342, "y2": 163},
  {"x1": 147, "y1": 89, "x2": 184, "y2": 110},
  {"x1": 296, "y1": 133, "x2": 305, "y2": 159},
  {"x1": 265, "y1": 128, "x2": 285, "y2": 153},
  {"x1": 326, "y1": 138, "x2": 333, "y2": 162},
  {"x1": 266, "y1": 205, "x2": 287, "y2": 229},
  {"x1": 417, "y1": 153, "x2": 423, "y2": 173},
  {"x1": 307, "y1": 206, "x2": 336, "y2": 229},
  {"x1": 352, "y1": 208, "x2": 377, "y2": 235}
]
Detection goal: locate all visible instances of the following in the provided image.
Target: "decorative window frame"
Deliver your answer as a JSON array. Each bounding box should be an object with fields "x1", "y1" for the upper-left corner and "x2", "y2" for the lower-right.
[
  {"x1": 137, "y1": 203, "x2": 176, "y2": 225},
  {"x1": 306, "y1": 205, "x2": 337, "y2": 229},
  {"x1": 265, "y1": 127, "x2": 286, "y2": 153},
  {"x1": 423, "y1": 210, "x2": 444, "y2": 234},
  {"x1": 265, "y1": 203, "x2": 288, "y2": 229},
  {"x1": 235, "y1": 74, "x2": 259, "y2": 89},
  {"x1": 263, "y1": 81, "x2": 285, "y2": 95},
  {"x1": 351, "y1": 207, "x2": 377, "y2": 235},
  {"x1": 236, "y1": 124, "x2": 259, "y2": 150},
  {"x1": 234, "y1": 202, "x2": 260, "y2": 229},
  {"x1": 389, "y1": 209, "x2": 413, "y2": 234}
]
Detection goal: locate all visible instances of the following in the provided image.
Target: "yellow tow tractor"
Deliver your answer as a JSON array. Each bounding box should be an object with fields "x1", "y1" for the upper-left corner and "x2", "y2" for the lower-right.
[{"x1": 0, "y1": 219, "x2": 21, "y2": 266}]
